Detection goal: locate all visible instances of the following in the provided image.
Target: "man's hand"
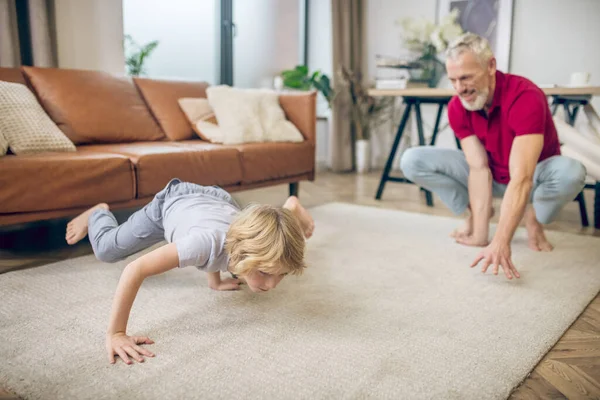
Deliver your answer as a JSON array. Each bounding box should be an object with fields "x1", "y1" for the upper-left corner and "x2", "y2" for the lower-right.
[
  {"x1": 209, "y1": 276, "x2": 242, "y2": 291},
  {"x1": 470, "y1": 240, "x2": 521, "y2": 280},
  {"x1": 106, "y1": 333, "x2": 155, "y2": 365}
]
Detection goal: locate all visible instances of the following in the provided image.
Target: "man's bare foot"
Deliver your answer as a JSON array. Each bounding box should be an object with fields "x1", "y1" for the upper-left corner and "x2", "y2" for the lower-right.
[
  {"x1": 283, "y1": 196, "x2": 315, "y2": 239},
  {"x1": 66, "y1": 203, "x2": 109, "y2": 245},
  {"x1": 524, "y1": 207, "x2": 553, "y2": 252},
  {"x1": 455, "y1": 234, "x2": 489, "y2": 247},
  {"x1": 450, "y1": 213, "x2": 473, "y2": 239}
]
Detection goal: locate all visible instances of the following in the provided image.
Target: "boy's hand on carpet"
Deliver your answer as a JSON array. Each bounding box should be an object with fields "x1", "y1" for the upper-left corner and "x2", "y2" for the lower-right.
[
  {"x1": 106, "y1": 333, "x2": 155, "y2": 365},
  {"x1": 469, "y1": 240, "x2": 521, "y2": 280},
  {"x1": 210, "y1": 278, "x2": 242, "y2": 291}
]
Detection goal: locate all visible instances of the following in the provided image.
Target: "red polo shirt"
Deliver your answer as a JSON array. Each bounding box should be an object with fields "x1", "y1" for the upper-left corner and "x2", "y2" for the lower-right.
[{"x1": 448, "y1": 71, "x2": 561, "y2": 184}]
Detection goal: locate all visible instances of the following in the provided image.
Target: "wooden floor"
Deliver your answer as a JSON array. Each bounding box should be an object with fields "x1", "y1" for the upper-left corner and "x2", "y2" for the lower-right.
[{"x1": 1, "y1": 171, "x2": 598, "y2": 399}]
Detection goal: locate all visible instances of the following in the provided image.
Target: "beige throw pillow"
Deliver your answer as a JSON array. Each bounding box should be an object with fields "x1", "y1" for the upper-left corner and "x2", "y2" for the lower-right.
[
  {"x1": 185, "y1": 86, "x2": 304, "y2": 145},
  {"x1": 0, "y1": 81, "x2": 76, "y2": 155},
  {"x1": 177, "y1": 98, "x2": 220, "y2": 142}
]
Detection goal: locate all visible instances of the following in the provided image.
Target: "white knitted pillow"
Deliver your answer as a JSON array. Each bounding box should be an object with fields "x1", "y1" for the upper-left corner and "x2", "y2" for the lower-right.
[
  {"x1": 205, "y1": 85, "x2": 304, "y2": 145},
  {"x1": 0, "y1": 81, "x2": 76, "y2": 155}
]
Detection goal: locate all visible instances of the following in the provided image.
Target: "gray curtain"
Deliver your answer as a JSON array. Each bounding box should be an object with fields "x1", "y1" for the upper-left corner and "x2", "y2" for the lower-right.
[
  {"x1": 328, "y1": 0, "x2": 364, "y2": 172},
  {"x1": 0, "y1": 0, "x2": 56, "y2": 67},
  {"x1": 0, "y1": 0, "x2": 19, "y2": 66}
]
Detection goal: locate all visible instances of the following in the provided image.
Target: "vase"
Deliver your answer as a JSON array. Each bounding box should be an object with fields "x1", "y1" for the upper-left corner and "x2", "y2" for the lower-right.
[
  {"x1": 408, "y1": 49, "x2": 446, "y2": 88},
  {"x1": 355, "y1": 139, "x2": 371, "y2": 174}
]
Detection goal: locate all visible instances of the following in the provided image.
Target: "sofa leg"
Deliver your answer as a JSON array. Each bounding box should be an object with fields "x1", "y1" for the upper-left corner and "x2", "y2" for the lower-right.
[{"x1": 289, "y1": 182, "x2": 299, "y2": 197}]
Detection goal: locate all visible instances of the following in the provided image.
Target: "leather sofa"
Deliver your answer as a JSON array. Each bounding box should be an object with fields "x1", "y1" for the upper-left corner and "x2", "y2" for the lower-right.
[{"x1": 0, "y1": 67, "x2": 316, "y2": 227}]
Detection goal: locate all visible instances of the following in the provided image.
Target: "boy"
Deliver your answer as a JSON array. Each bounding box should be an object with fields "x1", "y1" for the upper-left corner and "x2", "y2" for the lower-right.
[{"x1": 65, "y1": 179, "x2": 314, "y2": 365}]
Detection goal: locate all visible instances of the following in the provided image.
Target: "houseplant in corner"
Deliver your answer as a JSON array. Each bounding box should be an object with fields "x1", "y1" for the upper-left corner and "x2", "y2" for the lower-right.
[
  {"x1": 280, "y1": 65, "x2": 335, "y2": 107},
  {"x1": 338, "y1": 67, "x2": 394, "y2": 173},
  {"x1": 124, "y1": 35, "x2": 160, "y2": 76}
]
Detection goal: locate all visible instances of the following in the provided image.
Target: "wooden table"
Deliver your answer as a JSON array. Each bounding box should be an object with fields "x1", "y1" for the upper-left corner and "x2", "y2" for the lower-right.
[{"x1": 369, "y1": 86, "x2": 600, "y2": 228}]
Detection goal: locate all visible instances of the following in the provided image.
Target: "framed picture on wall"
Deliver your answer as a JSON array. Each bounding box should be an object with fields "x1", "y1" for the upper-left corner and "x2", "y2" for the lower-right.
[{"x1": 437, "y1": 0, "x2": 514, "y2": 72}]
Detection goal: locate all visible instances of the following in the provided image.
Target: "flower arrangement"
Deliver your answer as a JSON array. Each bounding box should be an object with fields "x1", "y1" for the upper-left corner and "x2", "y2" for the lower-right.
[{"x1": 396, "y1": 9, "x2": 463, "y2": 87}]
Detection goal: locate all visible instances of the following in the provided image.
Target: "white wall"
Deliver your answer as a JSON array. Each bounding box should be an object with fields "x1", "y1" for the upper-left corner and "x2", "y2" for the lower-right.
[
  {"x1": 53, "y1": 0, "x2": 125, "y2": 75},
  {"x1": 123, "y1": 0, "x2": 218, "y2": 82},
  {"x1": 233, "y1": 0, "x2": 300, "y2": 88},
  {"x1": 510, "y1": 0, "x2": 600, "y2": 112}
]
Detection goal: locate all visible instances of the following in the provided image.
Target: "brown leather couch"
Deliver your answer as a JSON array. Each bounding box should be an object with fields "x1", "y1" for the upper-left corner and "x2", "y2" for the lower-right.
[{"x1": 0, "y1": 67, "x2": 316, "y2": 227}]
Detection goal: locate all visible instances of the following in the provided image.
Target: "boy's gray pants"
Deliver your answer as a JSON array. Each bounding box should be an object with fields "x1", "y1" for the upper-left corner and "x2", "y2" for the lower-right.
[
  {"x1": 400, "y1": 147, "x2": 587, "y2": 224},
  {"x1": 86, "y1": 178, "x2": 234, "y2": 263}
]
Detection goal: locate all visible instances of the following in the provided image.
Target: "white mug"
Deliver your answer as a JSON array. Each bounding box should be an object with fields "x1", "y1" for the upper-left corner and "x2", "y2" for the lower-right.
[{"x1": 570, "y1": 72, "x2": 591, "y2": 86}]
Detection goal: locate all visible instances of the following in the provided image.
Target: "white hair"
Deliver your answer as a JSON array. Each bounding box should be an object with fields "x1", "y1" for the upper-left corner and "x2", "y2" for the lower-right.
[{"x1": 446, "y1": 33, "x2": 494, "y2": 66}]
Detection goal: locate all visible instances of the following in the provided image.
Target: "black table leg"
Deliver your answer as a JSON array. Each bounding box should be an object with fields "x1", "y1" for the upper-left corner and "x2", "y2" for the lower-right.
[
  {"x1": 375, "y1": 102, "x2": 413, "y2": 200},
  {"x1": 429, "y1": 103, "x2": 445, "y2": 146},
  {"x1": 414, "y1": 101, "x2": 434, "y2": 207},
  {"x1": 575, "y1": 191, "x2": 589, "y2": 227},
  {"x1": 595, "y1": 182, "x2": 600, "y2": 229}
]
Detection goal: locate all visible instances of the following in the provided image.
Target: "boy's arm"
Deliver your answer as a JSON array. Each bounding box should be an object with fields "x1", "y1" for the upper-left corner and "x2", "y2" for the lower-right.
[
  {"x1": 107, "y1": 243, "x2": 179, "y2": 336},
  {"x1": 106, "y1": 243, "x2": 179, "y2": 364}
]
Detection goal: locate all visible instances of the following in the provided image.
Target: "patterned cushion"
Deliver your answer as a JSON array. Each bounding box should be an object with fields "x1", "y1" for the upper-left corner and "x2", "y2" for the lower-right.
[
  {"x1": 0, "y1": 129, "x2": 8, "y2": 156},
  {"x1": 0, "y1": 81, "x2": 76, "y2": 155}
]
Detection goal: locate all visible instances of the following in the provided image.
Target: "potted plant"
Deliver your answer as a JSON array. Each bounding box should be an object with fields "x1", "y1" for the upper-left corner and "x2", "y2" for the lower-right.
[
  {"x1": 280, "y1": 65, "x2": 335, "y2": 107},
  {"x1": 338, "y1": 67, "x2": 394, "y2": 173},
  {"x1": 124, "y1": 35, "x2": 160, "y2": 77}
]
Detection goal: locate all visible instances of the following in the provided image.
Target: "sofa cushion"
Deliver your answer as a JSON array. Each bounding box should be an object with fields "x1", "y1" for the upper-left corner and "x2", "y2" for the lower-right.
[
  {"x1": 134, "y1": 77, "x2": 209, "y2": 141},
  {"x1": 0, "y1": 81, "x2": 76, "y2": 155},
  {"x1": 279, "y1": 92, "x2": 317, "y2": 144},
  {"x1": 0, "y1": 152, "x2": 135, "y2": 214},
  {"x1": 232, "y1": 142, "x2": 314, "y2": 183},
  {"x1": 78, "y1": 142, "x2": 243, "y2": 197},
  {"x1": 171, "y1": 141, "x2": 314, "y2": 184},
  {"x1": 21, "y1": 67, "x2": 165, "y2": 145},
  {"x1": 0, "y1": 67, "x2": 26, "y2": 85}
]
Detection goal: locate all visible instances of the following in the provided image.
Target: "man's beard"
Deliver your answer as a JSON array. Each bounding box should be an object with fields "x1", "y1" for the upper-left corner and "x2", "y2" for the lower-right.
[{"x1": 459, "y1": 87, "x2": 489, "y2": 111}]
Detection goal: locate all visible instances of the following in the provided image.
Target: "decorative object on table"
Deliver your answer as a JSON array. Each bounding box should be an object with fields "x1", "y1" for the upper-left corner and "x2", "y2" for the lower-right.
[
  {"x1": 397, "y1": 9, "x2": 463, "y2": 88},
  {"x1": 124, "y1": 35, "x2": 159, "y2": 76},
  {"x1": 338, "y1": 67, "x2": 395, "y2": 174},
  {"x1": 437, "y1": 0, "x2": 514, "y2": 72},
  {"x1": 280, "y1": 65, "x2": 335, "y2": 107}
]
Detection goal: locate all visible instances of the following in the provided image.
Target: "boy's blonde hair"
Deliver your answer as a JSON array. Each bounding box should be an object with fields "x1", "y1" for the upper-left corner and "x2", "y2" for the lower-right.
[{"x1": 225, "y1": 204, "x2": 306, "y2": 276}]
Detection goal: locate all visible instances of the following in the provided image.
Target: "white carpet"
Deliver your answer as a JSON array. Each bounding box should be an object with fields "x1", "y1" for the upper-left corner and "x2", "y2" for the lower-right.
[{"x1": 1, "y1": 203, "x2": 599, "y2": 400}]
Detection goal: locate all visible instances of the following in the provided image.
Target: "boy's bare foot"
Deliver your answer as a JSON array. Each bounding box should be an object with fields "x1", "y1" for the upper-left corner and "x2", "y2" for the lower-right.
[
  {"x1": 524, "y1": 207, "x2": 553, "y2": 252},
  {"x1": 283, "y1": 196, "x2": 315, "y2": 239},
  {"x1": 66, "y1": 203, "x2": 109, "y2": 245}
]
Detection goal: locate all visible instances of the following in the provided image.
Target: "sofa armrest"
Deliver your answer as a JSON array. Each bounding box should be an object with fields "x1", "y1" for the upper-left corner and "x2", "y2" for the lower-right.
[{"x1": 279, "y1": 91, "x2": 317, "y2": 146}]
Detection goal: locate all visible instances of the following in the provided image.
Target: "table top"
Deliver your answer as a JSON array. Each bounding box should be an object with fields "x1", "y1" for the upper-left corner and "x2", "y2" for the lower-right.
[{"x1": 369, "y1": 86, "x2": 600, "y2": 98}]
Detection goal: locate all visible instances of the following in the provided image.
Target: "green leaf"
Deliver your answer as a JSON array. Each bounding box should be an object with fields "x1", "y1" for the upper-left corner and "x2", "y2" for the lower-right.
[{"x1": 295, "y1": 65, "x2": 309, "y2": 75}]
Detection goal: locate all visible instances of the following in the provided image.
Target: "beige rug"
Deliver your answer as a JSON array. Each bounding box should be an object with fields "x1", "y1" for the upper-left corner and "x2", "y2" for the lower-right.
[{"x1": 1, "y1": 203, "x2": 599, "y2": 400}]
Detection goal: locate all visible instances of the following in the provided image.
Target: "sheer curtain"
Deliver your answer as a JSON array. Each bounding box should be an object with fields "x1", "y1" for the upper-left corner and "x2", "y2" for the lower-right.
[
  {"x1": 0, "y1": 0, "x2": 56, "y2": 67},
  {"x1": 328, "y1": 0, "x2": 364, "y2": 172}
]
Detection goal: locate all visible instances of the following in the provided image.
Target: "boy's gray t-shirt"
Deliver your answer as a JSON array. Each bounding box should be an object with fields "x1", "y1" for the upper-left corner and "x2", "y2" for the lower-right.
[{"x1": 162, "y1": 192, "x2": 240, "y2": 272}]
